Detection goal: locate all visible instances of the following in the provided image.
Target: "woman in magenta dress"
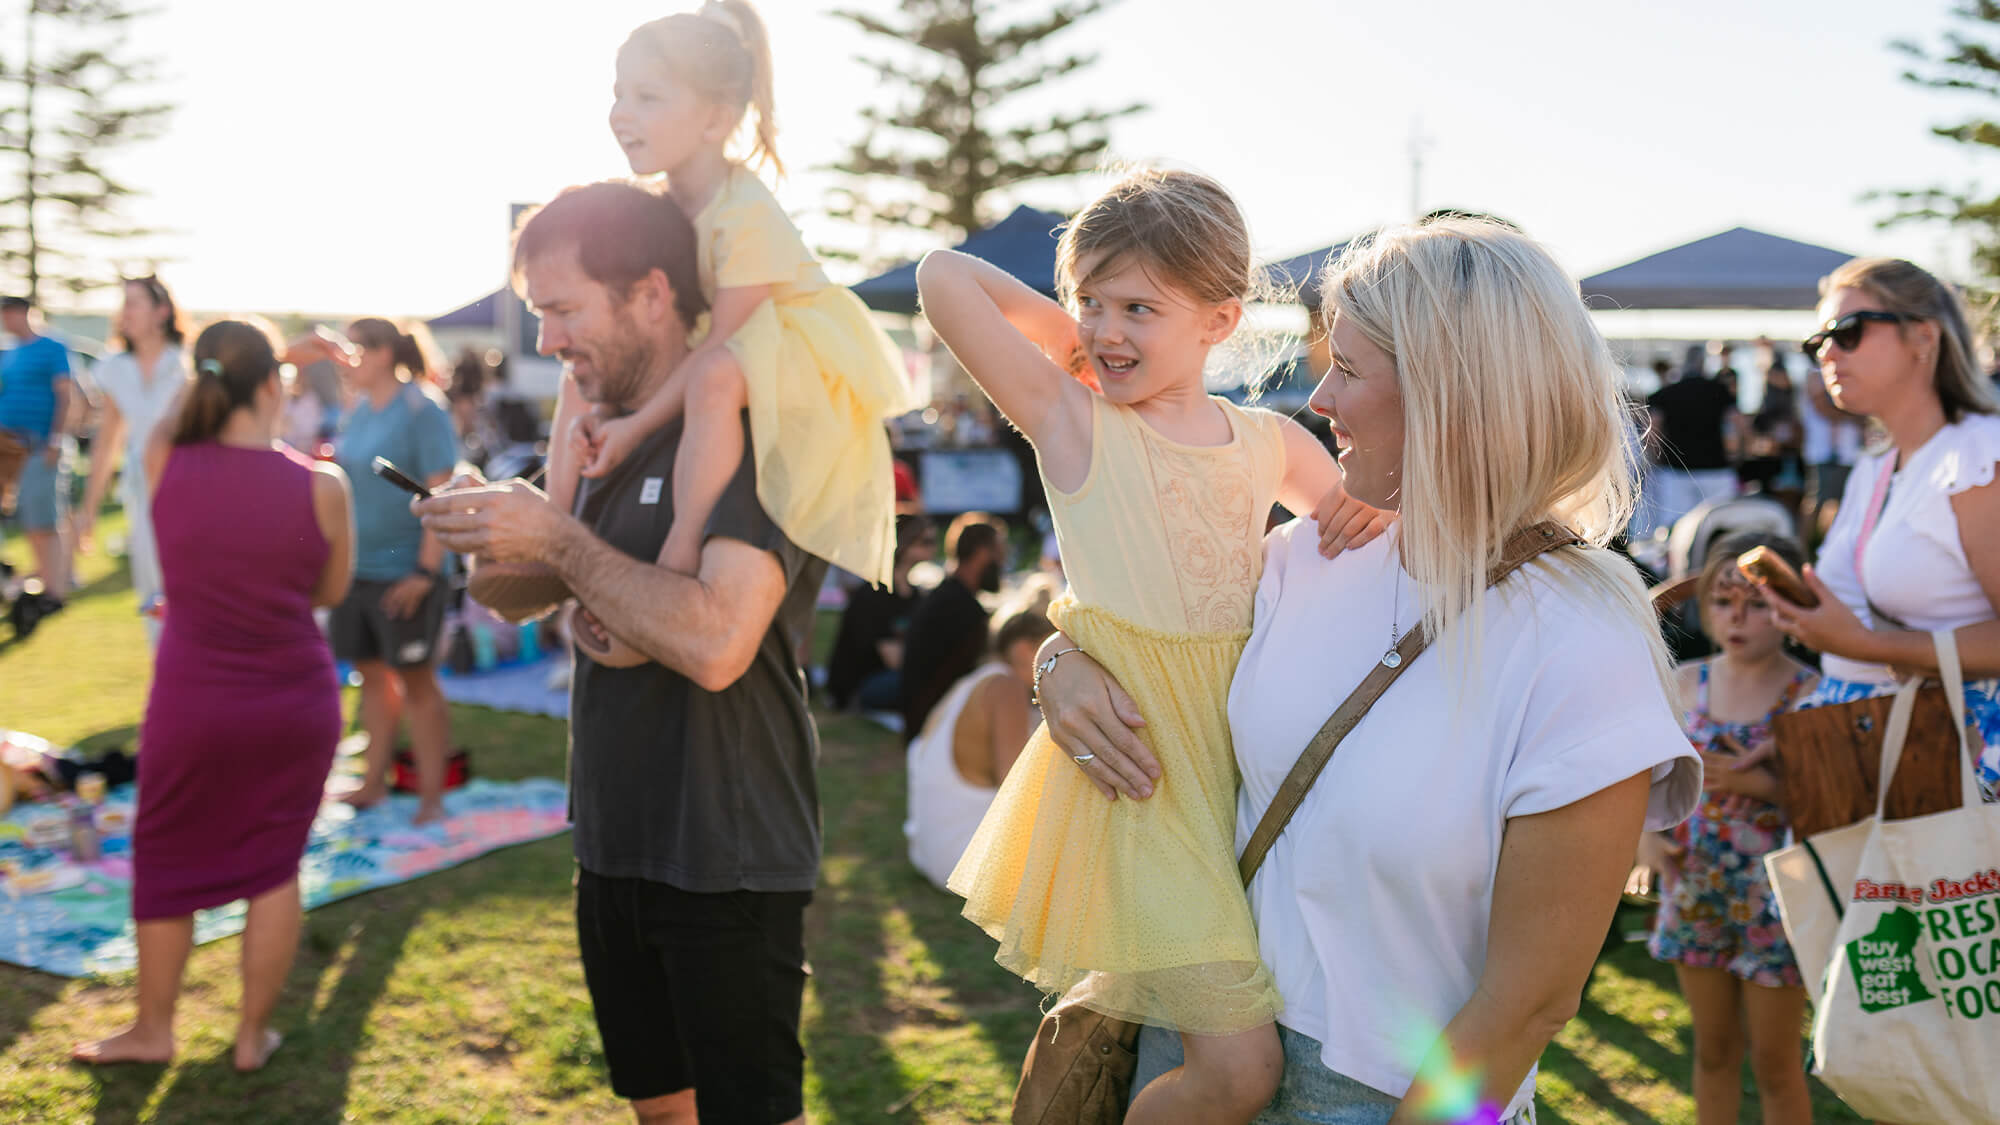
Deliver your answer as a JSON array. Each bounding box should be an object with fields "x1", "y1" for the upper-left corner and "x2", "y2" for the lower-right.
[{"x1": 73, "y1": 320, "x2": 355, "y2": 1073}]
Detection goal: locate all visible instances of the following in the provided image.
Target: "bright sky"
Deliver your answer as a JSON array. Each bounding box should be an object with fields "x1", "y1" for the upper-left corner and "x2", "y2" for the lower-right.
[{"x1": 37, "y1": 0, "x2": 1995, "y2": 320}]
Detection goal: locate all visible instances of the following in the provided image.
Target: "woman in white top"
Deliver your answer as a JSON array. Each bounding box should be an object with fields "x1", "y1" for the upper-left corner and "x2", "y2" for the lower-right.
[
  {"x1": 1033, "y1": 220, "x2": 1702, "y2": 1123},
  {"x1": 1768, "y1": 257, "x2": 2000, "y2": 803},
  {"x1": 79, "y1": 275, "x2": 187, "y2": 644},
  {"x1": 904, "y1": 608, "x2": 1053, "y2": 890}
]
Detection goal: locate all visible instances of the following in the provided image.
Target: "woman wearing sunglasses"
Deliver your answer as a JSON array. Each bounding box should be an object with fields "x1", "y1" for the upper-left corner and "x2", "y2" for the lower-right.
[{"x1": 1766, "y1": 257, "x2": 2000, "y2": 805}]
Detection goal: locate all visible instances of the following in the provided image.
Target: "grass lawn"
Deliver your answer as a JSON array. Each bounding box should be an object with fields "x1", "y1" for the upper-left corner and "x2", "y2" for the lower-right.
[{"x1": 0, "y1": 521, "x2": 1868, "y2": 1123}]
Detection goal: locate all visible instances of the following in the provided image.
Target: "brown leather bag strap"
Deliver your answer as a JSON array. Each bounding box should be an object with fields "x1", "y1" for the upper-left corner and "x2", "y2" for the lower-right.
[{"x1": 1236, "y1": 521, "x2": 1584, "y2": 885}]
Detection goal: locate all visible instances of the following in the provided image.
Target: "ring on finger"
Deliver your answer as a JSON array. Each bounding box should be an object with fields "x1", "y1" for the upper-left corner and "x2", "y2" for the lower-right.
[{"x1": 1072, "y1": 753, "x2": 1096, "y2": 766}]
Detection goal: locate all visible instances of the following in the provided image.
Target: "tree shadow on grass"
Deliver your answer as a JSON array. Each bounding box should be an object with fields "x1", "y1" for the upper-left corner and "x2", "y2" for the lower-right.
[
  {"x1": 0, "y1": 965, "x2": 73, "y2": 1066},
  {"x1": 805, "y1": 715, "x2": 1042, "y2": 1122},
  {"x1": 80, "y1": 896, "x2": 423, "y2": 1125},
  {"x1": 71, "y1": 724, "x2": 140, "y2": 758},
  {"x1": 1538, "y1": 1038, "x2": 1664, "y2": 1125}
]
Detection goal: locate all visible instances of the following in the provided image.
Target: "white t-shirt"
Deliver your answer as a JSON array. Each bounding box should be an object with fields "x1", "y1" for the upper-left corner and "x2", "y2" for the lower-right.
[
  {"x1": 1814, "y1": 412, "x2": 2000, "y2": 686},
  {"x1": 1228, "y1": 523, "x2": 1701, "y2": 1119}
]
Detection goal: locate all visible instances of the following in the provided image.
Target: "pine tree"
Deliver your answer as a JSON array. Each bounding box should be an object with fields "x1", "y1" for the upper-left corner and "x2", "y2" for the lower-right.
[
  {"x1": 1878, "y1": 1, "x2": 2000, "y2": 285},
  {"x1": 823, "y1": 0, "x2": 1141, "y2": 255},
  {"x1": 0, "y1": 0, "x2": 172, "y2": 304}
]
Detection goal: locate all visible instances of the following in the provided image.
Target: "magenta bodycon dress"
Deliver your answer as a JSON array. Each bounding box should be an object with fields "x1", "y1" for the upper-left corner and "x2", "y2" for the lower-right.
[{"x1": 131, "y1": 442, "x2": 340, "y2": 920}]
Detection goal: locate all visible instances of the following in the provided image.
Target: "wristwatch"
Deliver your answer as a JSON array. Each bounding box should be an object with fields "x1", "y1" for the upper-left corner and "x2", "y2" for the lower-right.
[{"x1": 412, "y1": 565, "x2": 439, "y2": 584}]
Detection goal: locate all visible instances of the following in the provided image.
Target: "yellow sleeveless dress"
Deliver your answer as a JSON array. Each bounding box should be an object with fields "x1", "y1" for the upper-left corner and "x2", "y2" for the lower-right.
[
  {"x1": 694, "y1": 166, "x2": 919, "y2": 587},
  {"x1": 948, "y1": 395, "x2": 1290, "y2": 1035}
]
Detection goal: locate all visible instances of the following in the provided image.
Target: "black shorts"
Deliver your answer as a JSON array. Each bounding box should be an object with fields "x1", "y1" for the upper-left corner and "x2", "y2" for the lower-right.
[
  {"x1": 575, "y1": 869, "x2": 811, "y2": 1120},
  {"x1": 328, "y1": 577, "x2": 447, "y2": 667}
]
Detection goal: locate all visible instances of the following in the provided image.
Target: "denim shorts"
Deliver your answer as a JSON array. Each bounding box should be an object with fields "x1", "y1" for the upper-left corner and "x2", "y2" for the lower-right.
[
  {"x1": 10, "y1": 438, "x2": 69, "y2": 532},
  {"x1": 1131, "y1": 1023, "x2": 1536, "y2": 1125}
]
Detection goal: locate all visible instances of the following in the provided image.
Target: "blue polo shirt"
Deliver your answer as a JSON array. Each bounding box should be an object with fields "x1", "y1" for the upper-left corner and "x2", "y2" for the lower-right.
[
  {"x1": 0, "y1": 335, "x2": 72, "y2": 442},
  {"x1": 334, "y1": 382, "x2": 460, "y2": 581}
]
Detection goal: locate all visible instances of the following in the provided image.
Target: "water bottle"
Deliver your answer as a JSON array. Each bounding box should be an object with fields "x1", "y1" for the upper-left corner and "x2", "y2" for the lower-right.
[
  {"x1": 471, "y1": 623, "x2": 497, "y2": 671},
  {"x1": 67, "y1": 801, "x2": 102, "y2": 862}
]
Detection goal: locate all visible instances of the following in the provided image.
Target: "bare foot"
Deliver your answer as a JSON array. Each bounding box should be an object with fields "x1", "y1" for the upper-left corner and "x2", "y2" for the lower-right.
[
  {"x1": 412, "y1": 801, "x2": 447, "y2": 827},
  {"x1": 340, "y1": 783, "x2": 389, "y2": 810},
  {"x1": 233, "y1": 1027, "x2": 282, "y2": 1072},
  {"x1": 72, "y1": 1026, "x2": 174, "y2": 1066}
]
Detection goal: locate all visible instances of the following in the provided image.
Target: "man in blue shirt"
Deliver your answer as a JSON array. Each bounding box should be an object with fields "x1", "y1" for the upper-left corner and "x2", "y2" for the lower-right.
[{"x1": 1, "y1": 296, "x2": 74, "y2": 605}]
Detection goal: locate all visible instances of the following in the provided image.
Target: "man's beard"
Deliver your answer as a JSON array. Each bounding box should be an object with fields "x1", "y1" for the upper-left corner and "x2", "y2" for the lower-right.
[
  {"x1": 978, "y1": 557, "x2": 1002, "y2": 594},
  {"x1": 572, "y1": 308, "x2": 658, "y2": 414}
]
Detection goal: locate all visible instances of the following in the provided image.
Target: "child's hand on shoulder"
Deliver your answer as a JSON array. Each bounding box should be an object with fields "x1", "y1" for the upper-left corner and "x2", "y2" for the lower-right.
[
  {"x1": 1313, "y1": 480, "x2": 1395, "y2": 558},
  {"x1": 581, "y1": 413, "x2": 643, "y2": 479},
  {"x1": 569, "y1": 603, "x2": 648, "y2": 668}
]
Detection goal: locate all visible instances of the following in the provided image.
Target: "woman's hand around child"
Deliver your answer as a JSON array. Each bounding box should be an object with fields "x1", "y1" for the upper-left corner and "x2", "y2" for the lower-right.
[
  {"x1": 579, "y1": 413, "x2": 644, "y2": 479},
  {"x1": 1034, "y1": 634, "x2": 1159, "y2": 801},
  {"x1": 1313, "y1": 483, "x2": 1396, "y2": 559}
]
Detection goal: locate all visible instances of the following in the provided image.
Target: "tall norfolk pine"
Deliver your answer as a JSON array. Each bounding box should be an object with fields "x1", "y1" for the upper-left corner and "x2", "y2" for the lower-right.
[
  {"x1": 823, "y1": 0, "x2": 1142, "y2": 258},
  {"x1": 0, "y1": 0, "x2": 172, "y2": 303}
]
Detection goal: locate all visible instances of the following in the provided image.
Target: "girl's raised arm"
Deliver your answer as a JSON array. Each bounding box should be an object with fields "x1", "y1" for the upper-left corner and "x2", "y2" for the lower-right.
[{"x1": 916, "y1": 250, "x2": 1092, "y2": 458}]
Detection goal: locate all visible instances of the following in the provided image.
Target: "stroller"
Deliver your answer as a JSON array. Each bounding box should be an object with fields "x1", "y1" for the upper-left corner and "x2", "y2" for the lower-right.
[{"x1": 1634, "y1": 492, "x2": 1798, "y2": 661}]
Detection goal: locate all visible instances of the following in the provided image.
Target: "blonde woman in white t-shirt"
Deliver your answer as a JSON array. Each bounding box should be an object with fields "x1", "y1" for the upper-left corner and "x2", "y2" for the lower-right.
[
  {"x1": 1033, "y1": 219, "x2": 1703, "y2": 1124},
  {"x1": 1765, "y1": 257, "x2": 2000, "y2": 804}
]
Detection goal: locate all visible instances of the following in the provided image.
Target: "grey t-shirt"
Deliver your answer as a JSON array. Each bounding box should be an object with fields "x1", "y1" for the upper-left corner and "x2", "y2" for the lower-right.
[{"x1": 568, "y1": 412, "x2": 827, "y2": 893}]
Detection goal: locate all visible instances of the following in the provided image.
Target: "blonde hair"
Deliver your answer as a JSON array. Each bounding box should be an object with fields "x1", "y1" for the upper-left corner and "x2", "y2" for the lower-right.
[
  {"x1": 1819, "y1": 257, "x2": 2000, "y2": 424},
  {"x1": 1057, "y1": 167, "x2": 1295, "y2": 384},
  {"x1": 1056, "y1": 168, "x2": 1253, "y2": 308},
  {"x1": 622, "y1": 0, "x2": 781, "y2": 175},
  {"x1": 1324, "y1": 219, "x2": 1672, "y2": 689}
]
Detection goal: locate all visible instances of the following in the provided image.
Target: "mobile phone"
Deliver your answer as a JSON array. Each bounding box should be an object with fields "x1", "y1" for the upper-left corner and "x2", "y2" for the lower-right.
[
  {"x1": 371, "y1": 457, "x2": 431, "y2": 499},
  {"x1": 1736, "y1": 546, "x2": 1818, "y2": 608}
]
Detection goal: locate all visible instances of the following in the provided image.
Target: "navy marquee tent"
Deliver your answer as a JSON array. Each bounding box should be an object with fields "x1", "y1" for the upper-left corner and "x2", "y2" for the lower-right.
[
  {"x1": 1578, "y1": 226, "x2": 1856, "y2": 311},
  {"x1": 852, "y1": 205, "x2": 1068, "y2": 315}
]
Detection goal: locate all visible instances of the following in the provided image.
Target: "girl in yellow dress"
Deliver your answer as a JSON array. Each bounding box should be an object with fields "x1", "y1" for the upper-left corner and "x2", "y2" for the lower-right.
[
  {"x1": 552, "y1": 0, "x2": 916, "y2": 584},
  {"x1": 918, "y1": 168, "x2": 1387, "y2": 1123}
]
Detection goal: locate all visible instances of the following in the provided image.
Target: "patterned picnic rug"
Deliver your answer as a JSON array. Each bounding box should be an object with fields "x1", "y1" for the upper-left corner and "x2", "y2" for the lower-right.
[{"x1": 0, "y1": 777, "x2": 569, "y2": 977}]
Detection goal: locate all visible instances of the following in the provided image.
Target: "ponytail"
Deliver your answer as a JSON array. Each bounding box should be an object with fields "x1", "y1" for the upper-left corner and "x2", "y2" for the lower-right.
[
  {"x1": 712, "y1": 0, "x2": 779, "y2": 175},
  {"x1": 176, "y1": 320, "x2": 280, "y2": 445},
  {"x1": 628, "y1": 0, "x2": 782, "y2": 175}
]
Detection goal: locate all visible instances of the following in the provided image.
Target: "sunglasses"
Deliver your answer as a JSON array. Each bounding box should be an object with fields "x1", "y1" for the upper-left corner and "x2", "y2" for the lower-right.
[{"x1": 1803, "y1": 310, "x2": 1908, "y2": 361}]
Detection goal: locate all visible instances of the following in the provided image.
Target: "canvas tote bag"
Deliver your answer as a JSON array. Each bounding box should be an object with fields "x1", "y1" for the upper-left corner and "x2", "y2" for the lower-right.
[{"x1": 1767, "y1": 629, "x2": 2000, "y2": 1123}]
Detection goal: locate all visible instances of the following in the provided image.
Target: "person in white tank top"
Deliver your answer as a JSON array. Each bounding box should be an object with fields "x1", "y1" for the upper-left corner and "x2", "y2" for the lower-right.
[
  {"x1": 78, "y1": 276, "x2": 188, "y2": 646},
  {"x1": 905, "y1": 608, "x2": 1053, "y2": 890}
]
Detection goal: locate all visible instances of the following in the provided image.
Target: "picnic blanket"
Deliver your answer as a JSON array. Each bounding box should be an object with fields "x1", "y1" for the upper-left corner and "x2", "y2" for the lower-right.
[
  {"x1": 438, "y1": 655, "x2": 570, "y2": 718},
  {"x1": 0, "y1": 777, "x2": 570, "y2": 977}
]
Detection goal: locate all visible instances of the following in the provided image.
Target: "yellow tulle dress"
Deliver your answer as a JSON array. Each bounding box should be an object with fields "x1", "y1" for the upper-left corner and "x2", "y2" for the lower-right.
[
  {"x1": 695, "y1": 165, "x2": 919, "y2": 587},
  {"x1": 948, "y1": 395, "x2": 1291, "y2": 1035}
]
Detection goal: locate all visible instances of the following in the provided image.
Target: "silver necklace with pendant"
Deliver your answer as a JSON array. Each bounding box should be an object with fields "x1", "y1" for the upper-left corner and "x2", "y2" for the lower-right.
[{"x1": 1383, "y1": 566, "x2": 1404, "y2": 668}]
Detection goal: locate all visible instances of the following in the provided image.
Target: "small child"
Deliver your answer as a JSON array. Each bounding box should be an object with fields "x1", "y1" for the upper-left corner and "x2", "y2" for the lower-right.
[
  {"x1": 918, "y1": 167, "x2": 1386, "y2": 1124},
  {"x1": 550, "y1": 0, "x2": 916, "y2": 588},
  {"x1": 1642, "y1": 531, "x2": 1818, "y2": 1125}
]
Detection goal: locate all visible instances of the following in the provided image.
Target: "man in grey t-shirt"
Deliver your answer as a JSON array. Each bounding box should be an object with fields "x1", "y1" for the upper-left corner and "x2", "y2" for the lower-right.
[{"x1": 419, "y1": 181, "x2": 823, "y2": 1125}]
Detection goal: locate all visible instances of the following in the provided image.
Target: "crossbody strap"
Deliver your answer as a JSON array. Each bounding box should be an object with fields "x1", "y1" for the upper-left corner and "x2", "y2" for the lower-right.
[{"x1": 1237, "y1": 521, "x2": 1585, "y2": 885}]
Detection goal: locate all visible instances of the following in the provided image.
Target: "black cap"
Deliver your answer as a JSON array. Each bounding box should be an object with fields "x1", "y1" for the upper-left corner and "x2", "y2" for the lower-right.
[{"x1": 0, "y1": 296, "x2": 29, "y2": 312}]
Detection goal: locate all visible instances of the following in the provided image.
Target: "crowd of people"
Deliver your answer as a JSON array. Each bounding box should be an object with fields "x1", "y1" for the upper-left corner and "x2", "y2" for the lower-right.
[
  {"x1": 1636, "y1": 335, "x2": 1871, "y2": 546},
  {"x1": 4, "y1": 1, "x2": 1998, "y2": 1120}
]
